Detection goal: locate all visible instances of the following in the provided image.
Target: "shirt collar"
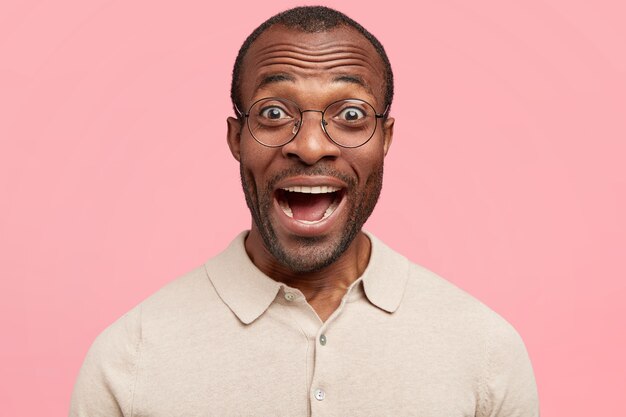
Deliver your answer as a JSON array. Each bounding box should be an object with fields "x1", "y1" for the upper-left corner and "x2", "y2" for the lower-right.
[
  {"x1": 360, "y1": 231, "x2": 411, "y2": 313},
  {"x1": 204, "y1": 230, "x2": 410, "y2": 325}
]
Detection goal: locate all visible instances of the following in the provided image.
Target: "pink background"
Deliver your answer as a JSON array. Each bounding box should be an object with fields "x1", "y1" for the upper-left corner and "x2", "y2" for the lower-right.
[{"x1": 1, "y1": 0, "x2": 624, "y2": 415}]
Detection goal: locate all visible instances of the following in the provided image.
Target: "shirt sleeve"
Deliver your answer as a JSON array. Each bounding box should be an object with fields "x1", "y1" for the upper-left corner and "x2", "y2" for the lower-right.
[
  {"x1": 69, "y1": 305, "x2": 142, "y2": 417},
  {"x1": 478, "y1": 314, "x2": 540, "y2": 417}
]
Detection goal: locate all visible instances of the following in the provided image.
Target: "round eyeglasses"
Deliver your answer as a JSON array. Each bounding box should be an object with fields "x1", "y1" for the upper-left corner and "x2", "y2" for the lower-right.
[{"x1": 236, "y1": 97, "x2": 388, "y2": 148}]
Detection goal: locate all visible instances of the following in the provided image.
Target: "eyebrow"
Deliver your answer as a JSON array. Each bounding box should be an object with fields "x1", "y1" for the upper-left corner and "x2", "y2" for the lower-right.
[
  {"x1": 333, "y1": 74, "x2": 375, "y2": 97},
  {"x1": 257, "y1": 73, "x2": 295, "y2": 90},
  {"x1": 332, "y1": 74, "x2": 367, "y2": 88}
]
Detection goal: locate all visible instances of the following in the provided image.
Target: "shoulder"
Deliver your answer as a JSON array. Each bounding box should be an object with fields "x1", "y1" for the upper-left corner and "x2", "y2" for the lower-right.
[
  {"x1": 70, "y1": 265, "x2": 216, "y2": 416},
  {"x1": 401, "y1": 256, "x2": 517, "y2": 335},
  {"x1": 77, "y1": 264, "x2": 212, "y2": 365},
  {"x1": 89, "y1": 265, "x2": 215, "y2": 357},
  {"x1": 402, "y1": 256, "x2": 538, "y2": 416},
  {"x1": 368, "y1": 231, "x2": 529, "y2": 359},
  {"x1": 367, "y1": 232, "x2": 510, "y2": 330},
  {"x1": 408, "y1": 263, "x2": 484, "y2": 310},
  {"x1": 139, "y1": 264, "x2": 215, "y2": 317}
]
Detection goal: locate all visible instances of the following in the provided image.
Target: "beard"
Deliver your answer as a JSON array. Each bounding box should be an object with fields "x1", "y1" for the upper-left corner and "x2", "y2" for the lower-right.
[{"x1": 239, "y1": 161, "x2": 384, "y2": 274}]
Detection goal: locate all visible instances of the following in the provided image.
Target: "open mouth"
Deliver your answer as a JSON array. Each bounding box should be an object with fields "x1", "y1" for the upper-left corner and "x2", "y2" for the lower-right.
[{"x1": 275, "y1": 186, "x2": 344, "y2": 224}]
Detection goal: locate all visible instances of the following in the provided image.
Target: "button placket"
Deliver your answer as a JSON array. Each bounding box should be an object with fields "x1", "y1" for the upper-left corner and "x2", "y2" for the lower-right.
[
  {"x1": 310, "y1": 297, "x2": 351, "y2": 411},
  {"x1": 310, "y1": 325, "x2": 332, "y2": 409}
]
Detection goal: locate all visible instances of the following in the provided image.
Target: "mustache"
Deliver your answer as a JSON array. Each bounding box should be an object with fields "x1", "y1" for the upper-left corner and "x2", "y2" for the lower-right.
[{"x1": 266, "y1": 166, "x2": 357, "y2": 192}]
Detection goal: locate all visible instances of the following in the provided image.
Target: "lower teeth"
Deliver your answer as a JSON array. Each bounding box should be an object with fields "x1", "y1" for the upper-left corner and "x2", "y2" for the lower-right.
[
  {"x1": 279, "y1": 199, "x2": 293, "y2": 217},
  {"x1": 279, "y1": 197, "x2": 339, "y2": 223}
]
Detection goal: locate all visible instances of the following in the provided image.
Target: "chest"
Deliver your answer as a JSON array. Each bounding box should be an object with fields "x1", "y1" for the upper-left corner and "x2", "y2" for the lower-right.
[{"x1": 131, "y1": 302, "x2": 482, "y2": 417}]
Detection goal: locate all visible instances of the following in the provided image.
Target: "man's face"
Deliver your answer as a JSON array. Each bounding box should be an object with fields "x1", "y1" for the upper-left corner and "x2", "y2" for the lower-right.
[{"x1": 227, "y1": 25, "x2": 394, "y2": 273}]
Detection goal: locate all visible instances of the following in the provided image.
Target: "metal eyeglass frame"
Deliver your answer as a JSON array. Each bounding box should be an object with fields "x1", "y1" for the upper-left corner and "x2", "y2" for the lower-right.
[{"x1": 235, "y1": 97, "x2": 389, "y2": 149}]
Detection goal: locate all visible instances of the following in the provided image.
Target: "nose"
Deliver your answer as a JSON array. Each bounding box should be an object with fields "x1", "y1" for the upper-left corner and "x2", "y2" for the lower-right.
[{"x1": 281, "y1": 111, "x2": 341, "y2": 165}]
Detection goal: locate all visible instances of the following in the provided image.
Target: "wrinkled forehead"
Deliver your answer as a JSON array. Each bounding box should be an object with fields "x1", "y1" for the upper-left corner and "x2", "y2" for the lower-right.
[{"x1": 239, "y1": 25, "x2": 387, "y2": 106}]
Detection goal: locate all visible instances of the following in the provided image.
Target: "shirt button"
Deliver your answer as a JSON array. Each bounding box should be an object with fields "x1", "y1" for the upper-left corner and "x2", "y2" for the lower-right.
[
  {"x1": 284, "y1": 292, "x2": 295, "y2": 301},
  {"x1": 314, "y1": 389, "x2": 326, "y2": 401},
  {"x1": 319, "y1": 334, "x2": 327, "y2": 346}
]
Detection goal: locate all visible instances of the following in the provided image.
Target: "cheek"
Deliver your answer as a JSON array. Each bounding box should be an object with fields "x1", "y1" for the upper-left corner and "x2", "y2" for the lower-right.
[
  {"x1": 347, "y1": 146, "x2": 386, "y2": 184},
  {"x1": 239, "y1": 145, "x2": 279, "y2": 185}
]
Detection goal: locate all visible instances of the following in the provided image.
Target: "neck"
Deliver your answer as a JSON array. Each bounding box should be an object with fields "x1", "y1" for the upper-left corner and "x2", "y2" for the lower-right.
[{"x1": 244, "y1": 229, "x2": 371, "y2": 321}]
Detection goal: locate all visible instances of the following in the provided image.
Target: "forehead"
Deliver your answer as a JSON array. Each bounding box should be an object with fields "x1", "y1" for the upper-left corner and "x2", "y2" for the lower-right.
[{"x1": 239, "y1": 25, "x2": 386, "y2": 106}]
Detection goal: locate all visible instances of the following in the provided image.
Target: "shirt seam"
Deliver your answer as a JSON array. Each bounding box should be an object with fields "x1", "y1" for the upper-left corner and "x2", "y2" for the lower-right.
[
  {"x1": 128, "y1": 304, "x2": 143, "y2": 417},
  {"x1": 477, "y1": 314, "x2": 493, "y2": 417}
]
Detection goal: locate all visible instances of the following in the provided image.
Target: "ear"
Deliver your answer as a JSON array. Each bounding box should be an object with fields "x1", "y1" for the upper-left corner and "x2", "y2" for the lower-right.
[
  {"x1": 382, "y1": 117, "x2": 394, "y2": 156},
  {"x1": 227, "y1": 117, "x2": 243, "y2": 162}
]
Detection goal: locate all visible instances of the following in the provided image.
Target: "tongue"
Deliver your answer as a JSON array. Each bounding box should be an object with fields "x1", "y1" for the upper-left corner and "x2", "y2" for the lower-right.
[{"x1": 288, "y1": 192, "x2": 335, "y2": 221}]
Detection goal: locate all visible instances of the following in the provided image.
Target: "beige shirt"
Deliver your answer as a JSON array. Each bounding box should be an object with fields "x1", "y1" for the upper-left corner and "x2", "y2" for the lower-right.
[{"x1": 70, "y1": 231, "x2": 538, "y2": 417}]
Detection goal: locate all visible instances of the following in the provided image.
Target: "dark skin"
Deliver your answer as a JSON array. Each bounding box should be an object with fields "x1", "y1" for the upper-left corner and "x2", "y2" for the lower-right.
[
  {"x1": 227, "y1": 25, "x2": 394, "y2": 322},
  {"x1": 245, "y1": 226, "x2": 372, "y2": 321}
]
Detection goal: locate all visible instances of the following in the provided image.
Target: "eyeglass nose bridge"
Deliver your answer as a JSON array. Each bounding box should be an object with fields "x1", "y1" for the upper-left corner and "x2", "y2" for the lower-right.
[{"x1": 292, "y1": 108, "x2": 330, "y2": 138}]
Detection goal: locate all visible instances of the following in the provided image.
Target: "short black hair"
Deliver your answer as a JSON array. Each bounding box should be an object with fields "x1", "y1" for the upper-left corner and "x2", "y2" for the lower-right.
[{"x1": 230, "y1": 6, "x2": 394, "y2": 117}]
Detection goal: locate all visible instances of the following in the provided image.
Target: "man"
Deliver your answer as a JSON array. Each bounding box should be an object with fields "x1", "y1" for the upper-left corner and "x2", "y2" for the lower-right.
[{"x1": 70, "y1": 6, "x2": 538, "y2": 416}]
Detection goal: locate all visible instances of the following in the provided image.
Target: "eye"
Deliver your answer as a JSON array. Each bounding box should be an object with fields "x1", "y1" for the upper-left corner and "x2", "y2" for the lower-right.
[
  {"x1": 337, "y1": 107, "x2": 366, "y2": 121},
  {"x1": 260, "y1": 106, "x2": 290, "y2": 120}
]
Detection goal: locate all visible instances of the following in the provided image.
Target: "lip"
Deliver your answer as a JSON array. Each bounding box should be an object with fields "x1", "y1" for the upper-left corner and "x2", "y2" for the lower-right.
[
  {"x1": 272, "y1": 176, "x2": 348, "y2": 237},
  {"x1": 274, "y1": 175, "x2": 348, "y2": 190}
]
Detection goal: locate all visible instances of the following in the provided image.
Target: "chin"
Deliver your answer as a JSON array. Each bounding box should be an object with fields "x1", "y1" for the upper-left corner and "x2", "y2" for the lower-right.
[{"x1": 265, "y1": 231, "x2": 356, "y2": 274}]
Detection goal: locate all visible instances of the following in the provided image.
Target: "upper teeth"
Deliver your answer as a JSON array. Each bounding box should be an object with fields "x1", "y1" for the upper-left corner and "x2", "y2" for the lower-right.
[{"x1": 281, "y1": 186, "x2": 341, "y2": 194}]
